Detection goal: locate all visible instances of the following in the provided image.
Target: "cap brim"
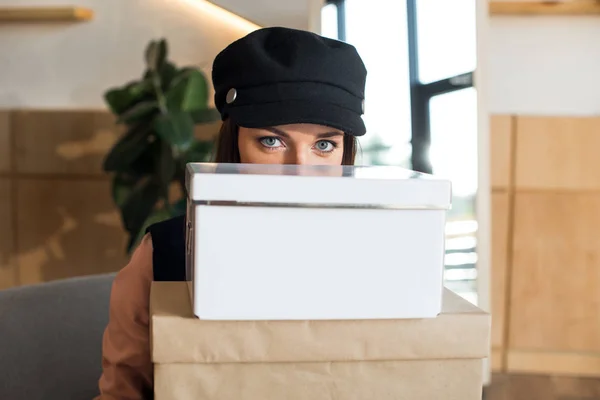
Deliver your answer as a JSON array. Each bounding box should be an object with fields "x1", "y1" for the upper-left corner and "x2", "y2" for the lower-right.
[{"x1": 227, "y1": 99, "x2": 366, "y2": 137}]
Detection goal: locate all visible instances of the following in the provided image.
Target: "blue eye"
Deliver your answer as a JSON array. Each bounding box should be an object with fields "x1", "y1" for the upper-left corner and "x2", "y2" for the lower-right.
[
  {"x1": 315, "y1": 140, "x2": 335, "y2": 152},
  {"x1": 259, "y1": 137, "x2": 282, "y2": 148}
]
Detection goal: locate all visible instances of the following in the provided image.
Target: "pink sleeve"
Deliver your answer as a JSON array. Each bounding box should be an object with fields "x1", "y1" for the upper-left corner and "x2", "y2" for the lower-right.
[{"x1": 95, "y1": 234, "x2": 154, "y2": 400}]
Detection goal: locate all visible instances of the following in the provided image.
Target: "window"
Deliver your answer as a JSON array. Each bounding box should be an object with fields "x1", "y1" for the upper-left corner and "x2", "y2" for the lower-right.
[
  {"x1": 322, "y1": 0, "x2": 479, "y2": 305},
  {"x1": 324, "y1": 0, "x2": 413, "y2": 169},
  {"x1": 321, "y1": 0, "x2": 345, "y2": 41}
]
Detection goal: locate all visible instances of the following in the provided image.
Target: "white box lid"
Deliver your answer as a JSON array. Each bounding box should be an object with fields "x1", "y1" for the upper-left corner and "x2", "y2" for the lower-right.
[{"x1": 185, "y1": 163, "x2": 452, "y2": 208}]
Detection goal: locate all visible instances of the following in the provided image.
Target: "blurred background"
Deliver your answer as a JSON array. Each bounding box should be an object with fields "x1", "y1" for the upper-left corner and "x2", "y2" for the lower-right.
[{"x1": 0, "y1": 0, "x2": 599, "y2": 397}]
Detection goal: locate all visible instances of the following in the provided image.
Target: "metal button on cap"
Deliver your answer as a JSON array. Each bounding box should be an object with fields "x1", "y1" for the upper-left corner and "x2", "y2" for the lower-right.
[{"x1": 226, "y1": 88, "x2": 237, "y2": 104}]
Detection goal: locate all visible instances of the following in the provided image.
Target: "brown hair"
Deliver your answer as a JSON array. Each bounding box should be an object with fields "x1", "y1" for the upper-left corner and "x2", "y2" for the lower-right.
[{"x1": 213, "y1": 119, "x2": 357, "y2": 165}]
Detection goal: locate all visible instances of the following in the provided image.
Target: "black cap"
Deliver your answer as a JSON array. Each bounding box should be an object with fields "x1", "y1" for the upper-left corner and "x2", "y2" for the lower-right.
[{"x1": 212, "y1": 27, "x2": 367, "y2": 136}]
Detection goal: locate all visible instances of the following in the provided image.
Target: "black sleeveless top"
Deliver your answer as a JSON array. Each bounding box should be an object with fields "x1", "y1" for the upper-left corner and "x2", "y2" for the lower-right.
[{"x1": 145, "y1": 214, "x2": 187, "y2": 281}]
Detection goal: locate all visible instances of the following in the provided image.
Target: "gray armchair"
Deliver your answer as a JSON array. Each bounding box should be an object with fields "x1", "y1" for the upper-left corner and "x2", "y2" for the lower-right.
[{"x1": 0, "y1": 273, "x2": 115, "y2": 400}]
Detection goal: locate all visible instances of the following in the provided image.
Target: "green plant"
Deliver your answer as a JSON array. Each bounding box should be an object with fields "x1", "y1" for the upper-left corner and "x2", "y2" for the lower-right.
[{"x1": 103, "y1": 38, "x2": 220, "y2": 253}]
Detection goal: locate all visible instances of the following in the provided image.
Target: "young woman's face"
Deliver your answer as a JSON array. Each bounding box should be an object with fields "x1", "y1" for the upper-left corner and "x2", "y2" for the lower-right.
[{"x1": 237, "y1": 124, "x2": 345, "y2": 165}]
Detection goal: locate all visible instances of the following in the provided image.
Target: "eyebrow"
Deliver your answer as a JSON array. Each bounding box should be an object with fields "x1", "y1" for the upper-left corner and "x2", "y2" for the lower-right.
[{"x1": 265, "y1": 127, "x2": 344, "y2": 139}]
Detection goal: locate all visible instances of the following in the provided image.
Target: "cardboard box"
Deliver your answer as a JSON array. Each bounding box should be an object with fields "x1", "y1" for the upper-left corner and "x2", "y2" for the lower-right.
[
  {"x1": 151, "y1": 282, "x2": 490, "y2": 400},
  {"x1": 185, "y1": 163, "x2": 452, "y2": 320}
]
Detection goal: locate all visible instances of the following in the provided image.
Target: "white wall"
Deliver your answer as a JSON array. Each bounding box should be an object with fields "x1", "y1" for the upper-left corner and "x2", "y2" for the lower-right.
[
  {"x1": 209, "y1": 0, "x2": 311, "y2": 30},
  {"x1": 0, "y1": 0, "x2": 260, "y2": 108},
  {"x1": 475, "y1": 0, "x2": 491, "y2": 387},
  {"x1": 488, "y1": 15, "x2": 600, "y2": 115}
]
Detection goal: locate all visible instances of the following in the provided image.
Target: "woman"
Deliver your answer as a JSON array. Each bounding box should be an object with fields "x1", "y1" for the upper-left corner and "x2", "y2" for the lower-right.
[{"x1": 96, "y1": 26, "x2": 367, "y2": 399}]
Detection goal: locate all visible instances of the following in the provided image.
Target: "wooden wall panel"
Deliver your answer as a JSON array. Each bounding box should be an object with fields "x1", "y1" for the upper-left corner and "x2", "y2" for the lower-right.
[
  {"x1": 16, "y1": 179, "x2": 129, "y2": 285},
  {"x1": 507, "y1": 350, "x2": 600, "y2": 378},
  {"x1": 490, "y1": 349, "x2": 503, "y2": 372},
  {"x1": 0, "y1": 179, "x2": 16, "y2": 289},
  {"x1": 12, "y1": 110, "x2": 121, "y2": 175},
  {"x1": 490, "y1": 114, "x2": 600, "y2": 377},
  {"x1": 0, "y1": 111, "x2": 10, "y2": 173},
  {"x1": 510, "y1": 192, "x2": 600, "y2": 352},
  {"x1": 491, "y1": 192, "x2": 510, "y2": 351},
  {"x1": 0, "y1": 109, "x2": 221, "y2": 289},
  {"x1": 490, "y1": 115, "x2": 513, "y2": 190},
  {"x1": 515, "y1": 116, "x2": 600, "y2": 190}
]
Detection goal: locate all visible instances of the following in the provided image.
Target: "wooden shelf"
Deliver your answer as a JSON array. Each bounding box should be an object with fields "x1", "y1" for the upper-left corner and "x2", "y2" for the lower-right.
[
  {"x1": 490, "y1": 0, "x2": 600, "y2": 16},
  {"x1": 0, "y1": 7, "x2": 93, "y2": 22}
]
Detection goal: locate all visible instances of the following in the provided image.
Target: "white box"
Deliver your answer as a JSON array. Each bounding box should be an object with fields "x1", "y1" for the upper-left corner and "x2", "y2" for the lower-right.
[{"x1": 185, "y1": 163, "x2": 452, "y2": 321}]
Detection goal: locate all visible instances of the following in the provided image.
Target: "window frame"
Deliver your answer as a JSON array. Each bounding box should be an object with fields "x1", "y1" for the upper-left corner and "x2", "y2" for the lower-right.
[
  {"x1": 326, "y1": 0, "x2": 475, "y2": 174},
  {"x1": 324, "y1": 0, "x2": 346, "y2": 41},
  {"x1": 405, "y1": 0, "x2": 475, "y2": 174}
]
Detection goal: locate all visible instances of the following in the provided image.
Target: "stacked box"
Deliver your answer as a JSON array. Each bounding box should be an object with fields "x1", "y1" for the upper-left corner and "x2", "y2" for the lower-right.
[{"x1": 151, "y1": 282, "x2": 490, "y2": 400}]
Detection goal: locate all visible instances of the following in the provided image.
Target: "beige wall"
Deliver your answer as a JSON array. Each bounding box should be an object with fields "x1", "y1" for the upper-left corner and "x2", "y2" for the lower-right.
[
  {"x1": 489, "y1": 13, "x2": 600, "y2": 116},
  {"x1": 491, "y1": 114, "x2": 600, "y2": 377},
  {"x1": 0, "y1": 0, "x2": 258, "y2": 108}
]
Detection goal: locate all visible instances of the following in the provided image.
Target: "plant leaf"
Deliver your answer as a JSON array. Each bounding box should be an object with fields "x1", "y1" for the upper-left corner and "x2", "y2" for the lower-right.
[
  {"x1": 164, "y1": 71, "x2": 190, "y2": 111},
  {"x1": 111, "y1": 174, "x2": 133, "y2": 208},
  {"x1": 155, "y1": 140, "x2": 176, "y2": 202},
  {"x1": 153, "y1": 112, "x2": 194, "y2": 151},
  {"x1": 102, "y1": 124, "x2": 152, "y2": 172},
  {"x1": 166, "y1": 69, "x2": 209, "y2": 112},
  {"x1": 117, "y1": 100, "x2": 159, "y2": 124},
  {"x1": 145, "y1": 38, "x2": 167, "y2": 72},
  {"x1": 159, "y1": 62, "x2": 179, "y2": 90},
  {"x1": 181, "y1": 70, "x2": 209, "y2": 111},
  {"x1": 124, "y1": 139, "x2": 160, "y2": 178},
  {"x1": 104, "y1": 80, "x2": 152, "y2": 115},
  {"x1": 183, "y1": 140, "x2": 214, "y2": 164},
  {"x1": 166, "y1": 67, "x2": 193, "y2": 92},
  {"x1": 121, "y1": 177, "x2": 161, "y2": 238}
]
